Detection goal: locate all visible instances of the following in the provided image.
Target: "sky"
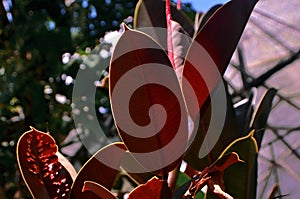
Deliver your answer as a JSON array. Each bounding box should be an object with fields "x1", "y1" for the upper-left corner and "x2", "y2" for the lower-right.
[{"x1": 178, "y1": 0, "x2": 229, "y2": 12}]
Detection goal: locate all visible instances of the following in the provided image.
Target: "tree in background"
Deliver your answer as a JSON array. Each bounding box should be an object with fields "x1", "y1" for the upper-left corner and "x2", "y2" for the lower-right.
[
  {"x1": 0, "y1": 0, "x2": 195, "y2": 198},
  {"x1": 0, "y1": 0, "x2": 138, "y2": 197}
]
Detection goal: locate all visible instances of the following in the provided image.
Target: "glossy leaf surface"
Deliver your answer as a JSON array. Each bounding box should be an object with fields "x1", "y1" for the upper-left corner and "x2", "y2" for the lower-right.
[
  {"x1": 16, "y1": 127, "x2": 75, "y2": 199},
  {"x1": 109, "y1": 26, "x2": 188, "y2": 174}
]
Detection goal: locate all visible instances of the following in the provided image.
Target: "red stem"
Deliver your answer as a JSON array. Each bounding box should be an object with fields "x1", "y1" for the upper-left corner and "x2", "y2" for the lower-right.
[
  {"x1": 166, "y1": 0, "x2": 175, "y2": 69},
  {"x1": 177, "y1": 0, "x2": 181, "y2": 10},
  {"x1": 168, "y1": 165, "x2": 180, "y2": 191}
]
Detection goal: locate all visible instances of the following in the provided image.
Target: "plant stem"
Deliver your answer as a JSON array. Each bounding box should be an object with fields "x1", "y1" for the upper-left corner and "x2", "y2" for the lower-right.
[{"x1": 168, "y1": 164, "x2": 180, "y2": 191}]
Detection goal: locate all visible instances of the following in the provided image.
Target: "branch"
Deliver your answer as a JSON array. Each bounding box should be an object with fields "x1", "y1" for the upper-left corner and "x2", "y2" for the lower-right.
[
  {"x1": 237, "y1": 45, "x2": 250, "y2": 88},
  {"x1": 247, "y1": 49, "x2": 300, "y2": 89}
]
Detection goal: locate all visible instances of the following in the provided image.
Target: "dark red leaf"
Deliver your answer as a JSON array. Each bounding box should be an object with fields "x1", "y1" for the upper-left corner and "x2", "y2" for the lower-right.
[
  {"x1": 127, "y1": 177, "x2": 172, "y2": 199},
  {"x1": 182, "y1": 0, "x2": 259, "y2": 120},
  {"x1": 16, "y1": 127, "x2": 75, "y2": 199},
  {"x1": 109, "y1": 25, "x2": 188, "y2": 174},
  {"x1": 194, "y1": 4, "x2": 223, "y2": 35},
  {"x1": 71, "y1": 142, "x2": 126, "y2": 199}
]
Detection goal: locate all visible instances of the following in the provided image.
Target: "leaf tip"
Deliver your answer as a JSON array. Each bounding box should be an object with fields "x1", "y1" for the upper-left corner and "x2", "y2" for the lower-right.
[
  {"x1": 29, "y1": 126, "x2": 36, "y2": 132},
  {"x1": 249, "y1": 130, "x2": 259, "y2": 153},
  {"x1": 121, "y1": 22, "x2": 130, "y2": 32}
]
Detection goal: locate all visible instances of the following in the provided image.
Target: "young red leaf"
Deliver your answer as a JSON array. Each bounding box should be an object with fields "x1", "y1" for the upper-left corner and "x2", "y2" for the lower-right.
[
  {"x1": 109, "y1": 25, "x2": 188, "y2": 174},
  {"x1": 82, "y1": 181, "x2": 117, "y2": 199},
  {"x1": 127, "y1": 177, "x2": 172, "y2": 199},
  {"x1": 166, "y1": 0, "x2": 175, "y2": 68},
  {"x1": 71, "y1": 142, "x2": 126, "y2": 199},
  {"x1": 171, "y1": 20, "x2": 192, "y2": 74},
  {"x1": 177, "y1": 0, "x2": 181, "y2": 10},
  {"x1": 16, "y1": 127, "x2": 75, "y2": 199},
  {"x1": 184, "y1": 152, "x2": 242, "y2": 199}
]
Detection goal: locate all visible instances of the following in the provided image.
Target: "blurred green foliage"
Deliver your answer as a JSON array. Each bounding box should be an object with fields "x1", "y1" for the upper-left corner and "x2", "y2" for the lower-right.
[
  {"x1": 0, "y1": 0, "x2": 195, "y2": 198},
  {"x1": 0, "y1": 0, "x2": 138, "y2": 197}
]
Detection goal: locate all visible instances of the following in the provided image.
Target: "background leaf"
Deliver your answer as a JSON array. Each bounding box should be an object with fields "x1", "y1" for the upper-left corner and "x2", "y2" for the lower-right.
[
  {"x1": 250, "y1": 88, "x2": 277, "y2": 148},
  {"x1": 16, "y1": 127, "x2": 75, "y2": 199},
  {"x1": 234, "y1": 88, "x2": 257, "y2": 134},
  {"x1": 247, "y1": 88, "x2": 277, "y2": 198}
]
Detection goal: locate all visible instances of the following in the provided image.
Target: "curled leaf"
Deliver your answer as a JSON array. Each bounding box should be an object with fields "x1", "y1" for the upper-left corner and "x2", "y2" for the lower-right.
[{"x1": 16, "y1": 127, "x2": 74, "y2": 199}]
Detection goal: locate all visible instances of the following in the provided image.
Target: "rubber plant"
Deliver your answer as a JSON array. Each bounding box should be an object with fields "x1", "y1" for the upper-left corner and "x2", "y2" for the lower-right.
[{"x1": 16, "y1": 0, "x2": 276, "y2": 198}]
